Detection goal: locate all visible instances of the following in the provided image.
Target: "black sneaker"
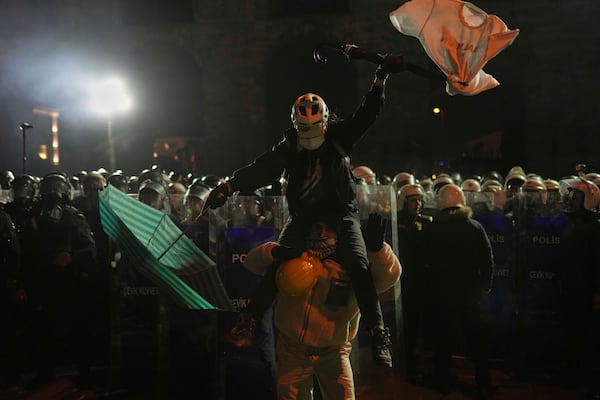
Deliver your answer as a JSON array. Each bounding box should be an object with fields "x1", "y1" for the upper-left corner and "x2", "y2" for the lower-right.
[
  {"x1": 371, "y1": 327, "x2": 393, "y2": 368},
  {"x1": 225, "y1": 313, "x2": 256, "y2": 347}
]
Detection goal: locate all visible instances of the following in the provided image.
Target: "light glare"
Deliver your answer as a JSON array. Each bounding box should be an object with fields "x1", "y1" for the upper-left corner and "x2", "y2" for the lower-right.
[{"x1": 91, "y1": 77, "x2": 131, "y2": 115}]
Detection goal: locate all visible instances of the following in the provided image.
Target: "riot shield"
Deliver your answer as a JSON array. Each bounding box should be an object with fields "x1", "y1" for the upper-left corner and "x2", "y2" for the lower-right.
[
  {"x1": 209, "y1": 194, "x2": 288, "y2": 400},
  {"x1": 472, "y1": 200, "x2": 515, "y2": 359},
  {"x1": 355, "y1": 184, "x2": 402, "y2": 348}
]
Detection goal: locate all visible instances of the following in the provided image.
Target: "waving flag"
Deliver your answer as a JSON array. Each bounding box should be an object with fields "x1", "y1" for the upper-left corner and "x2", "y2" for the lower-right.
[{"x1": 389, "y1": 0, "x2": 519, "y2": 96}]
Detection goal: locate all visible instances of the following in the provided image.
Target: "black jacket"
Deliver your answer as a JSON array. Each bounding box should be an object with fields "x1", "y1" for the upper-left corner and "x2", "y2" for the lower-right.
[
  {"x1": 424, "y1": 207, "x2": 494, "y2": 300},
  {"x1": 228, "y1": 85, "x2": 384, "y2": 222},
  {"x1": 559, "y1": 210, "x2": 600, "y2": 298}
]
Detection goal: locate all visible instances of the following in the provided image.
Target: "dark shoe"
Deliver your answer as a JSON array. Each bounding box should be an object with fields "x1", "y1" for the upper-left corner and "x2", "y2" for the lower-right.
[
  {"x1": 225, "y1": 313, "x2": 256, "y2": 347},
  {"x1": 370, "y1": 327, "x2": 393, "y2": 368}
]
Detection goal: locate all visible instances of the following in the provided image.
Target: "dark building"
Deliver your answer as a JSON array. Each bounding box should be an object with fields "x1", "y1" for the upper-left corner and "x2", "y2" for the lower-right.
[{"x1": 0, "y1": 0, "x2": 598, "y2": 179}]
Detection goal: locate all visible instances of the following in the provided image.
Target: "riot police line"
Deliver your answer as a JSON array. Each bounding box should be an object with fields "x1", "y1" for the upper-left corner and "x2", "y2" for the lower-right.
[{"x1": 0, "y1": 171, "x2": 594, "y2": 396}]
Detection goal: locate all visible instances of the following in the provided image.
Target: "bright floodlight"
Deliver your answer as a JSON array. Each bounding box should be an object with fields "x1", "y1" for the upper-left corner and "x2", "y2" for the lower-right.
[{"x1": 91, "y1": 78, "x2": 131, "y2": 115}]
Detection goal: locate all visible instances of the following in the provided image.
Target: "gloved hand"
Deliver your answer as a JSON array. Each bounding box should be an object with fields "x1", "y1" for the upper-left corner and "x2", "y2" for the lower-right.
[
  {"x1": 203, "y1": 181, "x2": 234, "y2": 212},
  {"x1": 362, "y1": 213, "x2": 387, "y2": 252},
  {"x1": 376, "y1": 54, "x2": 406, "y2": 79},
  {"x1": 271, "y1": 245, "x2": 304, "y2": 261}
]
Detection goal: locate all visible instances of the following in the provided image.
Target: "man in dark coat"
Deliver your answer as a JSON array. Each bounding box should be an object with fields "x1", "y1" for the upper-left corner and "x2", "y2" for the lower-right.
[
  {"x1": 558, "y1": 177, "x2": 600, "y2": 397},
  {"x1": 423, "y1": 184, "x2": 494, "y2": 398}
]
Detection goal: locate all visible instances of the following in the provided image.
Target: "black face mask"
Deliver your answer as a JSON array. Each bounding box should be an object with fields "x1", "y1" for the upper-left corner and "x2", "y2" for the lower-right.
[
  {"x1": 38, "y1": 201, "x2": 64, "y2": 226},
  {"x1": 38, "y1": 192, "x2": 65, "y2": 219}
]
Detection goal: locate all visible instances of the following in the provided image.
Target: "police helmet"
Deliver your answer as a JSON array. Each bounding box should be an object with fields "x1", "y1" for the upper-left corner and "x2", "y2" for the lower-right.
[
  {"x1": 392, "y1": 172, "x2": 415, "y2": 191},
  {"x1": 138, "y1": 179, "x2": 167, "y2": 199},
  {"x1": 11, "y1": 174, "x2": 36, "y2": 200},
  {"x1": 83, "y1": 172, "x2": 107, "y2": 192},
  {"x1": 39, "y1": 172, "x2": 71, "y2": 199},
  {"x1": 108, "y1": 172, "x2": 129, "y2": 192},
  {"x1": 397, "y1": 183, "x2": 424, "y2": 212},
  {"x1": 566, "y1": 178, "x2": 600, "y2": 212},
  {"x1": 437, "y1": 184, "x2": 465, "y2": 210},
  {"x1": 461, "y1": 178, "x2": 481, "y2": 193}
]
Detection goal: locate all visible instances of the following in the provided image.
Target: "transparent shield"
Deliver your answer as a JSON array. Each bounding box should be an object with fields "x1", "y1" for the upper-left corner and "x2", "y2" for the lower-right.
[
  {"x1": 355, "y1": 184, "x2": 401, "y2": 341},
  {"x1": 355, "y1": 184, "x2": 398, "y2": 258},
  {"x1": 209, "y1": 195, "x2": 289, "y2": 264},
  {"x1": 207, "y1": 195, "x2": 285, "y2": 394},
  {"x1": 467, "y1": 191, "x2": 495, "y2": 215}
]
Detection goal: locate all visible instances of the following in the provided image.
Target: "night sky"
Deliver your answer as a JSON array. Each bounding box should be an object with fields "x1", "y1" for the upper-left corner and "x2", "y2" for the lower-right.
[{"x1": 0, "y1": 1, "x2": 599, "y2": 180}]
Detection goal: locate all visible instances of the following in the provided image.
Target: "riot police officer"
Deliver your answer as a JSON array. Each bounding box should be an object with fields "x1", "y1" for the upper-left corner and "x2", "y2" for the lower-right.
[
  {"x1": 23, "y1": 172, "x2": 97, "y2": 387},
  {"x1": 0, "y1": 208, "x2": 21, "y2": 387},
  {"x1": 396, "y1": 183, "x2": 432, "y2": 384}
]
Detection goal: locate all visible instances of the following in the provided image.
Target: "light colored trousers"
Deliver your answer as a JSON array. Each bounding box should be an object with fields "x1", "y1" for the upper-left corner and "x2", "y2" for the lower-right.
[{"x1": 276, "y1": 333, "x2": 355, "y2": 400}]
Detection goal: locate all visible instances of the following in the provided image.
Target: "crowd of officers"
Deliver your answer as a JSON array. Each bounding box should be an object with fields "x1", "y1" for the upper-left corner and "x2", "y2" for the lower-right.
[
  {"x1": 354, "y1": 164, "x2": 600, "y2": 398},
  {"x1": 0, "y1": 163, "x2": 599, "y2": 398},
  {"x1": 0, "y1": 165, "x2": 279, "y2": 394}
]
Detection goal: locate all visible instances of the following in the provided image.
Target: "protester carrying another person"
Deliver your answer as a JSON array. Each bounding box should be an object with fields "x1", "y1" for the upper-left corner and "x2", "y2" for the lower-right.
[
  {"x1": 204, "y1": 53, "x2": 407, "y2": 367},
  {"x1": 243, "y1": 213, "x2": 401, "y2": 400}
]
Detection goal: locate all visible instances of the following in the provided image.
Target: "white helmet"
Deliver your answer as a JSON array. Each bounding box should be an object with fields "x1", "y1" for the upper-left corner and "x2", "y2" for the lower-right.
[
  {"x1": 461, "y1": 178, "x2": 481, "y2": 192},
  {"x1": 584, "y1": 172, "x2": 600, "y2": 186},
  {"x1": 392, "y1": 172, "x2": 415, "y2": 190},
  {"x1": 522, "y1": 177, "x2": 547, "y2": 205},
  {"x1": 291, "y1": 93, "x2": 329, "y2": 126},
  {"x1": 566, "y1": 178, "x2": 600, "y2": 212},
  {"x1": 481, "y1": 179, "x2": 502, "y2": 192},
  {"x1": 397, "y1": 183, "x2": 424, "y2": 211},
  {"x1": 433, "y1": 175, "x2": 454, "y2": 193},
  {"x1": 522, "y1": 178, "x2": 546, "y2": 192},
  {"x1": 291, "y1": 93, "x2": 329, "y2": 150},
  {"x1": 437, "y1": 183, "x2": 465, "y2": 210},
  {"x1": 504, "y1": 166, "x2": 526, "y2": 190},
  {"x1": 483, "y1": 185, "x2": 507, "y2": 210},
  {"x1": 352, "y1": 165, "x2": 376, "y2": 185},
  {"x1": 420, "y1": 178, "x2": 433, "y2": 192}
]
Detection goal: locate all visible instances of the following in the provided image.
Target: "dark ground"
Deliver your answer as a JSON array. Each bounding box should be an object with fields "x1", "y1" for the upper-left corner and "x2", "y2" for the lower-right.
[
  {"x1": 1, "y1": 348, "x2": 594, "y2": 400},
  {"x1": 353, "y1": 347, "x2": 595, "y2": 400}
]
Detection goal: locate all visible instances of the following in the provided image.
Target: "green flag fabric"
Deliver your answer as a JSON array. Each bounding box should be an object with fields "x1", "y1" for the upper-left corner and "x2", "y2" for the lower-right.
[{"x1": 99, "y1": 184, "x2": 233, "y2": 311}]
